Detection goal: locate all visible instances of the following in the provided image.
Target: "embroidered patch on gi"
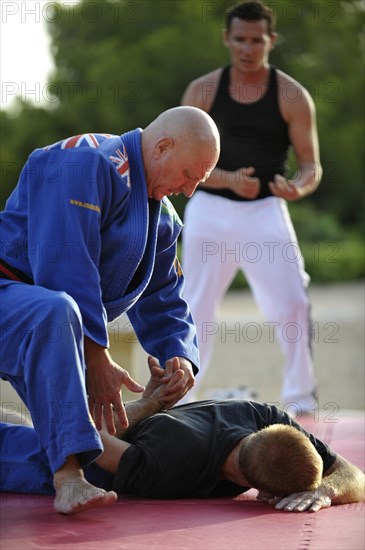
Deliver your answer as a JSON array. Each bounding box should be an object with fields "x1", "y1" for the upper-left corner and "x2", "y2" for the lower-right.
[
  {"x1": 44, "y1": 133, "x2": 114, "y2": 151},
  {"x1": 109, "y1": 145, "x2": 130, "y2": 188}
]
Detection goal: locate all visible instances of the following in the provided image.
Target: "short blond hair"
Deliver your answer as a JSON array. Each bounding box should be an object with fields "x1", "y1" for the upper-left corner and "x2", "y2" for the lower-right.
[{"x1": 239, "y1": 424, "x2": 322, "y2": 496}]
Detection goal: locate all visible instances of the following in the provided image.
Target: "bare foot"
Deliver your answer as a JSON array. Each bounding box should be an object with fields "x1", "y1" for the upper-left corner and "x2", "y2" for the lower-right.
[{"x1": 54, "y1": 475, "x2": 117, "y2": 515}]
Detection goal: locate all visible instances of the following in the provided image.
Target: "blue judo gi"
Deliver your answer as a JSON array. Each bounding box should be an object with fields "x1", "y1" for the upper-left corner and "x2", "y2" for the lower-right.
[
  {"x1": 0, "y1": 422, "x2": 113, "y2": 494},
  {"x1": 0, "y1": 129, "x2": 199, "y2": 491}
]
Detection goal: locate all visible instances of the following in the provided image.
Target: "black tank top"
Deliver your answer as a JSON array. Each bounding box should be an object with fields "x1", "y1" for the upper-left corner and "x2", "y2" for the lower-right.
[{"x1": 202, "y1": 65, "x2": 291, "y2": 201}]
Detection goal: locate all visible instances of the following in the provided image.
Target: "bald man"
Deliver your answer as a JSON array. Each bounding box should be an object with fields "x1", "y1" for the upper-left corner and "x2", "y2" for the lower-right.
[{"x1": 0, "y1": 106, "x2": 220, "y2": 514}]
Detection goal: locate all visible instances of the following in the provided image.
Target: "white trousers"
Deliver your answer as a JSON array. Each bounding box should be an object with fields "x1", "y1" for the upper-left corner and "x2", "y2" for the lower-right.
[{"x1": 182, "y1": 192, "x2": 316, "y2": 409}]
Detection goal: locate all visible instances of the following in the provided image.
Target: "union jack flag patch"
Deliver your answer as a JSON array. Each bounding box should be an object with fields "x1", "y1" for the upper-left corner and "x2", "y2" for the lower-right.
[
  {"x1": 43, "y1": 133, "x2": 114, "y2": 151},
  {"x1": 109, "y1": 145, "x2": 130, "y2": 187}
]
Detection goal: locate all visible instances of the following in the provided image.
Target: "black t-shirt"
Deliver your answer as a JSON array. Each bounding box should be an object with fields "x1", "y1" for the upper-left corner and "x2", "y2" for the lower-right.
[{"x1": 112, "y1": 400, "x2": 337, "y2": 498}]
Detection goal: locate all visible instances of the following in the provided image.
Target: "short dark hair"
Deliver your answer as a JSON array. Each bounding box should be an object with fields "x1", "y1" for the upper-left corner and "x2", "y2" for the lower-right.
[
  {"x1": 239, "y1": 424, "x2": 322, "y2": 496},
  {"x1": 226, "y1": 1, "x2": 276, "y2": 34}
]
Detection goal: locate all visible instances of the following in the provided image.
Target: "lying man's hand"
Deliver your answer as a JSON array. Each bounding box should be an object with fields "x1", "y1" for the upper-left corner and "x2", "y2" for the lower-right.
[
  {"x1": 142, "y1": 356, "x2": 166, "y2": 399},
  {"x1": 273, "y1": 488, "x2": 332, "y2": 512},
  {"x1": 144, "y1": 356, "x2": 185, "y2": 408},
  {"x1": 256, "y1": 491, "x2": 281, "y2": 505},
  {"x1": 143, "y1": 356, "x2": 194, "y2": 408},
  {"x1": 160, "y1": 357, "x2": 195, "y2": 407},
  {"x1": 110, "y1": 357, "x2": 185, "y2": 438}
]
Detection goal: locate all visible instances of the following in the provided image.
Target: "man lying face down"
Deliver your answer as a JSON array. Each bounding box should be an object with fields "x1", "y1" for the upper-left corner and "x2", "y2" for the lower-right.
[{"x1": 1, "y1": 357, "x2": 364, "y2": 513}]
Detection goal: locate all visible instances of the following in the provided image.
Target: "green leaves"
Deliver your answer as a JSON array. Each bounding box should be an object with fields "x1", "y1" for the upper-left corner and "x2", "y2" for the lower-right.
[{"x1": 1, "y1": 0, "x2": 363, "y2": 239}]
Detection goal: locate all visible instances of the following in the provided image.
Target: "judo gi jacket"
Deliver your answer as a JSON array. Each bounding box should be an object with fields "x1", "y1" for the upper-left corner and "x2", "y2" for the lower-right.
[{"x1": 0, "y1": 128, "x2": 199, "y2": 371}]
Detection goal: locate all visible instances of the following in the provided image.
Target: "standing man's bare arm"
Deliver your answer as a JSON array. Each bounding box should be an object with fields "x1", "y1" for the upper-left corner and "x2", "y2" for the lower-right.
[
  {"x1": 269, "y1": 72, "x2": 322, "y2": 201},
  {"x1": 181, "y1": 71, "x2": 260, "y2": 198}
]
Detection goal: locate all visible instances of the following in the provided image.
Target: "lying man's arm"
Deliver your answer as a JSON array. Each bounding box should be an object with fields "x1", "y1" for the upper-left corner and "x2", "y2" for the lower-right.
[
  {"x1": 96, "y1": 356, "x2": 183, "y2": 473},
  {"x1": 260, "y1": 455, "x2": 365, "y2": 512}
]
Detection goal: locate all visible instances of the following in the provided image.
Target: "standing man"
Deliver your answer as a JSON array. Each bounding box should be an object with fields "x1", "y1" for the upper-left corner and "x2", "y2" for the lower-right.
[
  {"x1": 181, "y1": 1, "x2": 322, "y2": 411},
  {"x1": 0, "y1": 106, "x2": 220, "y2": 513}
]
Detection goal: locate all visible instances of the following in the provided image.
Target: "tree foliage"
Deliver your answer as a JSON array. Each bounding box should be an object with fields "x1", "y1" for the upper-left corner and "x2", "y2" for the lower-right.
[{"x1": 1, "y1": 0, "x2": 364, "y2": 231}]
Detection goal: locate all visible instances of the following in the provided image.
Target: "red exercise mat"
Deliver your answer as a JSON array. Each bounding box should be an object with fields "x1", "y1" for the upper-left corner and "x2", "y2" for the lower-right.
[{"x1": 1, "y1": 414, "x2": 364, "y2": 550}]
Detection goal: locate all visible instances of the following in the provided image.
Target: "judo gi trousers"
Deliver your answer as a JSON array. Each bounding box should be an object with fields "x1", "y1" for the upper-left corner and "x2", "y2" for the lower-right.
[
  {"x1": 182, "y1": 192, "x2": 316, "y2": 409},
  {"x1": 0, "y1": 422, "x2": 113, "y2": 495},
  {"x1": 0, "y1": 281, "x2": 103, "y2": 485}
]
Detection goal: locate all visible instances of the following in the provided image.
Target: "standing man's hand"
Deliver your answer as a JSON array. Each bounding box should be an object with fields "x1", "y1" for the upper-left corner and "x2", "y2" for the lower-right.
[
  {"x1": 230, "y1": 167, "x2": 260, "y2": 199},
  {"x1": 84, "y1": 337, "x2": 144, "y2": 435},
  {"x1": 269, "y1": 174, "x2": 304, "y2": 201}
]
